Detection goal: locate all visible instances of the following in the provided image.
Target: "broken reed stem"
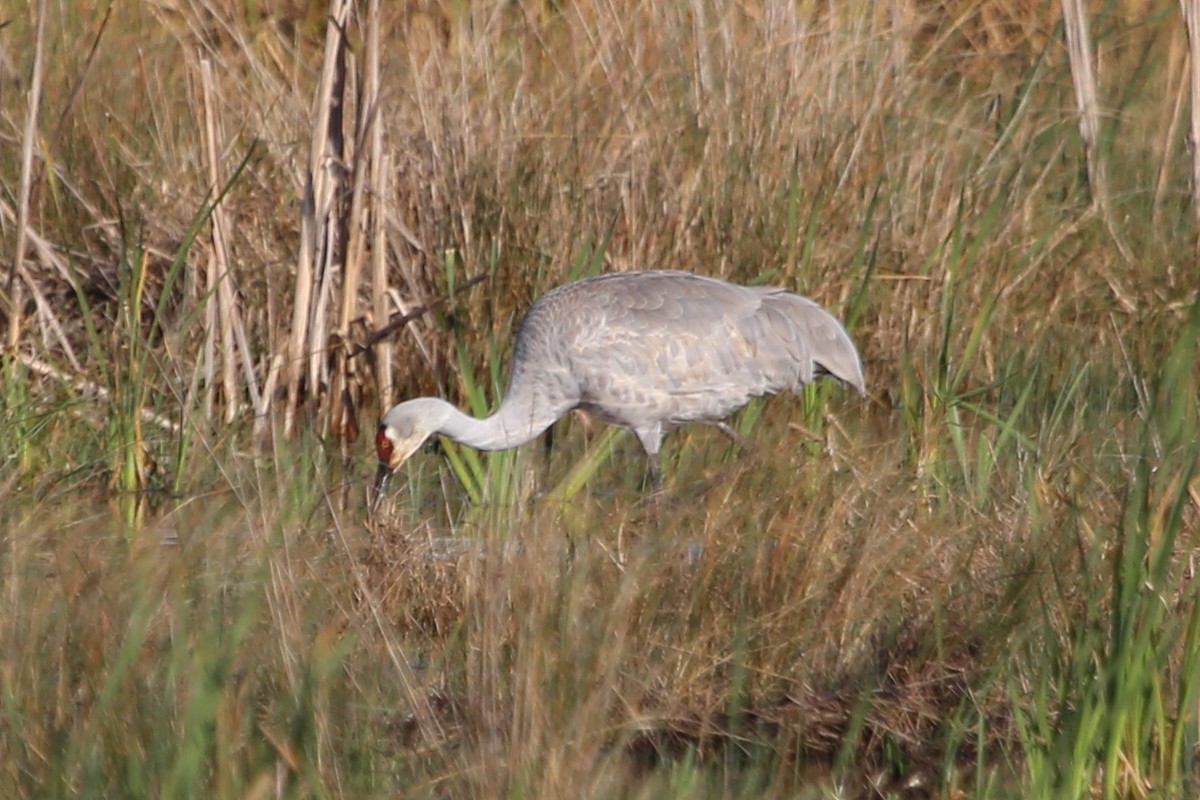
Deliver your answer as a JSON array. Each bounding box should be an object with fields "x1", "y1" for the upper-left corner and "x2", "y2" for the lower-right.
[
  {"x1": 7, "y1": 0, "x2": 47, "y2": 352},
  {"x1": 1183, "y1": 0, "x2": 1200, "y2": 245},
  {"x1": 201, "y1": 59, "x2": 244, "y2": 423},
  {"x1": 309, "y1": 0, "x2": 353, "y2": 431},
  {"x1": 285, "y1": 0, "x2": 354, "y2": 435},
  {"x1": 350, "y1": 270, "x2": 490, "y2": 359},
  {"x1": 330, "y1": 2, "x2": 381, "y2": 442}
]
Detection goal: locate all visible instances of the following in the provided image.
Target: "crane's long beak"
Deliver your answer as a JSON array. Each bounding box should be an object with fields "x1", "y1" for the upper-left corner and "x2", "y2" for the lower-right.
[{"x1": 370, "y1": 462, "x2": 393, "y2": 515}]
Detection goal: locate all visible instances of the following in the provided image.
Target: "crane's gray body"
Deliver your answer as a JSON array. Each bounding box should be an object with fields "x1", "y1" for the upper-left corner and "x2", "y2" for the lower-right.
[
  {"x1": 375, "y1": 270, "x2": 864, "y2": 485},
  {"x1": 504, "y1": 270, "x2": 863, "y2": 457}
]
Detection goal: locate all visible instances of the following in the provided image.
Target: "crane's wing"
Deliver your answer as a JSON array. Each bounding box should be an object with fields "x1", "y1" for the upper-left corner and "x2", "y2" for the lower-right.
[
  {"x1": 532, "y1": 271, "x2": 862, "y2": 426},
  {"x1": 755, "y1": 288, "x2": 865, "y2": 394}
]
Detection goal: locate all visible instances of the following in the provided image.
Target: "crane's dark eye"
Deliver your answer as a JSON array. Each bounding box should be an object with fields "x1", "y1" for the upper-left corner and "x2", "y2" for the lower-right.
[{"x1": 375, "y1": 427, "x2": 394, "y2": 463}]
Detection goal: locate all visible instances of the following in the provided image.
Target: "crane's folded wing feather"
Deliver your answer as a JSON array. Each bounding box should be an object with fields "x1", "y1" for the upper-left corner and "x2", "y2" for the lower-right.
[{"x1": 521, "y1": 271, "x2": 862, "y2": 427}]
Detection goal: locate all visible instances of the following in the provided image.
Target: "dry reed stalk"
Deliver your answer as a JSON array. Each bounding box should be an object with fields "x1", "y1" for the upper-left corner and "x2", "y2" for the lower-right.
[
  {"x1": 1061, "y1": 0, "x2": 1136, "y2": 272},
  {"x1": 330, "y1": 3, "x2": 382, "y2": 442},
  {"x1": 0, "y1": 199, "x2": 80, "y2": 368},
  {"x1": 17, "y1": 352, "x2": 180, "y2": 433},
  {"x1": 230, "y1": 315, "x2": 262, "y2": 414},
  {"x1": 0, "y1": 15, "x2": 82, "y2": 371},
  {"x1": 369, "y1": 92, "x2": 393, "y2": 417},
  {"x1": 1153, "y1": 35, "x2": 1187, "y2": 230},
  {"x1": 7, "y1": 0, "x2": 47, "y2": 353},
  {"x1": 284, "y1": 0, "x2": 354, "y2": 435},
  {"x1": 1183, "y1": 0, "x2": 1200, "y2": 241},
  {"x1": 371, "y1": 155, "x2": 392, "y2": 411},
  {"x1": 200, "y1": 269, "x2": 217, "y2": 422},
  {"x1": 1059, "y1": 0, "x2": 1107, "y2": 207},
  {"x1": 200, "y1": 69, "x2": 219, "y2": 425},
  {"x1": 284, "y1": 186, "x2": 315, "y2": 432},
  {"x1": 1, "y1": 0, "x2": 46, "y2": 647},
  {"x1": 889, "y1": 0, "x2": 911, "y2": 78},
  {"x1": 369, "y1": 0, "x2": 393, "y2": 417},
  {"x1": 200, "y1": 58, "x2": 246, "y2": 423},
  {"x1": 0, "y1": 198, "x2": 75, "y2": 287},
  {"x1": 307, "y1": 222, "x2": 335, "y2": 426},
  {"x1": 253, "y1": 354, "x2": 283, "y2": 438},
  {"x1": 690, "y1": 0, "x2": 712, "y2": 120}
]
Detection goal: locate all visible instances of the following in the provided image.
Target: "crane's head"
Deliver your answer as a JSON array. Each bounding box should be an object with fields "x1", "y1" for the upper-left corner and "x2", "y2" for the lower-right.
[{"x1": 370, "y1": 399, "x2": 448, "y2": 509}]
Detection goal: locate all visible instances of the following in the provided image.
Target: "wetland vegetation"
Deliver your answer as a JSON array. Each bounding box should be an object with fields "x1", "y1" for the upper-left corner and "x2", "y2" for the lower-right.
[{"x1": 1, "y1": 1, "x2": 1198, "y2": 797}]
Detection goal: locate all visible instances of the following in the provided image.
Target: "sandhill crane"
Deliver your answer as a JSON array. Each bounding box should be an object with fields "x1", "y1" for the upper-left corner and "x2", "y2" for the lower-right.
[{"x1": 373, "y1": 270, "x2": 864, "y2": 502}]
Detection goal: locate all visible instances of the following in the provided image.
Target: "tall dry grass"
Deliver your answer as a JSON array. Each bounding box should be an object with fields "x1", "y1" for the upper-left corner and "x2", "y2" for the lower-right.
[{"x1": 1, "y1": 0, "x2": 1199, "y2": 798}]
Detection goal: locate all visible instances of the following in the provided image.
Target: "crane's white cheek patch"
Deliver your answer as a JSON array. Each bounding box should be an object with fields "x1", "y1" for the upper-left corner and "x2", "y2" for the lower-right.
[{"x1": 389, "y1": 436, "x2": 426, "y2": 468}]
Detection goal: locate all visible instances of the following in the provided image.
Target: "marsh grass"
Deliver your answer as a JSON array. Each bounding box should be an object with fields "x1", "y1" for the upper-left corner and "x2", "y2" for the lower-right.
[
  {"x1": 1008, "y1": 308, "x2": 1200, "y2": 798},
  {"x1": 3, "y1": 0, "x2": 1200, "y2": 797}
]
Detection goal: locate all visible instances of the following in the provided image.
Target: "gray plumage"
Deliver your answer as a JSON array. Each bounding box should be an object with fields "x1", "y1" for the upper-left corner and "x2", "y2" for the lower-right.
[{"x1": 374, "y1": 270, "x2": 863, "y2": 493}]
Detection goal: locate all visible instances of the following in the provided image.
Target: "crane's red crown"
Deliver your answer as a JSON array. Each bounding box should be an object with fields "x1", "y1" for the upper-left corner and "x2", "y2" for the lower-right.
[{"x1": 375, "y1": 426, "x2": 394, "y2": 465}]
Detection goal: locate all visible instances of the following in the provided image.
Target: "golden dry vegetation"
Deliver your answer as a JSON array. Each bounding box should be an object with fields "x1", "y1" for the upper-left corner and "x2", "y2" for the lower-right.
[{"x1": 1, "y1": 1, "x2": 1199, "y2": 798}]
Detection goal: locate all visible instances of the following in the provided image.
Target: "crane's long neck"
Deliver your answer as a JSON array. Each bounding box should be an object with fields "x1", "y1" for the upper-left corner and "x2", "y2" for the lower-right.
[{"x1": 434, "y1": 386, "x2": 567, "y2": 451}]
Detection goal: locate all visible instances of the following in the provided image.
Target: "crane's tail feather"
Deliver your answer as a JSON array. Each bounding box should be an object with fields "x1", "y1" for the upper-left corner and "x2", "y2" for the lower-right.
[{"x1": 763, "y1": 292, "x2": 865, "y2": 395}]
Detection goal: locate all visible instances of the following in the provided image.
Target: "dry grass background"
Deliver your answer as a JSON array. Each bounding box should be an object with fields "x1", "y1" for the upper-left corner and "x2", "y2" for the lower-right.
[{"x1": 1, "y1": 0, "x2": 1199, "y2": 798}]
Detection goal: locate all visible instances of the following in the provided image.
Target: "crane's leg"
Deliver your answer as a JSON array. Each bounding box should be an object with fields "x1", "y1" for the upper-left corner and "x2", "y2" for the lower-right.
[
  {"x1": 635, "y1": 450, "x2": 665, "y2": 525},
  {"x1": 677, "y1": 421, "x2": 759, "y2": 502},
  {"x1": 633, "y1": 425, "x2": 666, "y2": 495},
  {"x1": 538, "y1": 420, "x2": 556, "y2": 493},
  {"x1": 644, "y1": 454, "x2": 664, "y2": 494},
  {"x1": 714, "y1": 421, "x2": 752, "y2": 453}
]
